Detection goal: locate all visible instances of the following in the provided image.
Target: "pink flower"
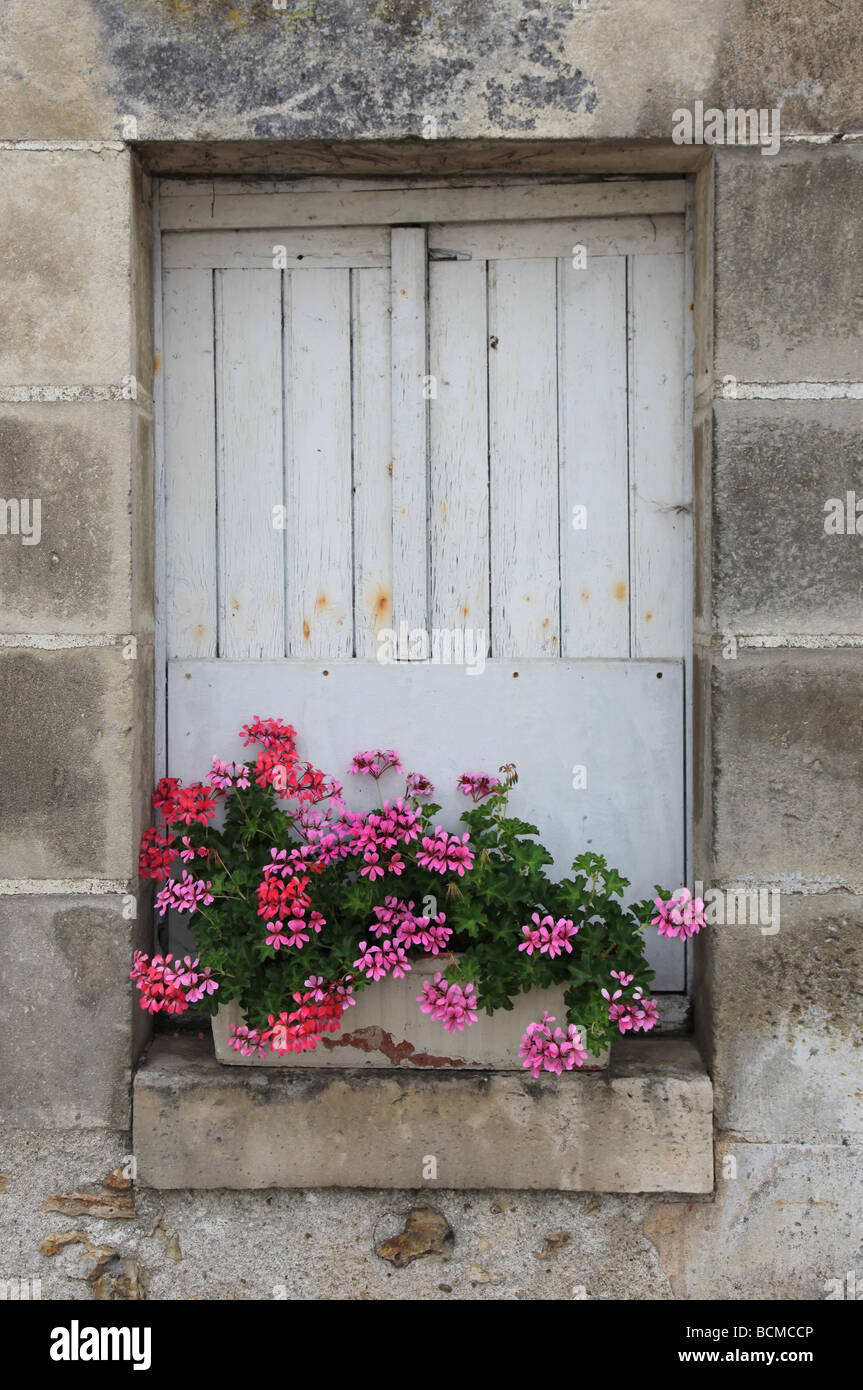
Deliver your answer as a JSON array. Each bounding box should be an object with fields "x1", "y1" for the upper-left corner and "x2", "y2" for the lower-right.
[
  {"x1": 406, "y1": 772, "x2": 435, "y2": 799},
  {"x1": 370, "y1": 895, "x2": 402, "y2": 938},
  {"x1": 416, "y1": 973, "x2": 478, "y2": 1033},
  {"x1": 265, "y1": 923, "x2": 291, "y2": 950},
  {"x1": 228, "y1": 1023, "x2": 266, "y2": 1058},
  {"x1": 207, "y1": 756, "x2": 251, "y2": 792},
  {"x1": 652, "y1": 887, "x2": 706, "y2": 939},
  {"x1": 353, "y1": 940, "x2": 411, "y2": 982},
  {"x1": 518, "y1": 1012, "x2": 588, "y2": 1078},
  {"x1": 348, "y1": 749, "x2": 403, "y2": 779},
  {"x1": 155, "y1": 870, "x2": 214, "y2": 917},
  {"x1": 611, "y1": 969, "x2": 634, "y2": 986},
  {"x1": 604, "y1": 972, "x2": 660, "y2": 1034},
  {"x1": 518, "y1": 912, "x2": 578, "y2": 958},
  {"x1": 284, "y1": 919, "x2": 310, "y2": 949},
  {"x1": 457, "y1": 771, "x2": 501, "y2": 802},
  {"x1": 416, "y1": 827, "x2": 474, "y2": 876}
]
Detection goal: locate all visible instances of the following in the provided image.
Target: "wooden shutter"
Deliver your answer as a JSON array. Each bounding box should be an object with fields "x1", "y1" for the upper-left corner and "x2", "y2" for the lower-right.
[{"x1": 157, "y1": 183, "x2": 690, "y2": 987}]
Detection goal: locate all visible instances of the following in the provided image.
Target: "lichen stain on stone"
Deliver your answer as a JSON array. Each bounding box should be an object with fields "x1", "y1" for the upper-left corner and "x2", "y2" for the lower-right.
[
  {"x1": 93, "y1": 1, "x2": 595, "y2": 137},
  {"x1": 374, "y1": 0, "x2": 431, "y2": 34}
]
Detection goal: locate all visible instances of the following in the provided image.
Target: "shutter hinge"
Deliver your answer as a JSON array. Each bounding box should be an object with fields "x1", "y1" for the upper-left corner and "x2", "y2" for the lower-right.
[{"x1": 428, "y1": 248, "x2": 472, "y2": 261}]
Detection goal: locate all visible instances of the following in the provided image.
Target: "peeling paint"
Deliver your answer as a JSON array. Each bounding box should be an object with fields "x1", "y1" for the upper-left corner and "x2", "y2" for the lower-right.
[{"x1": 321, "y1": 1025, "x2": 466, "y2": 1068}]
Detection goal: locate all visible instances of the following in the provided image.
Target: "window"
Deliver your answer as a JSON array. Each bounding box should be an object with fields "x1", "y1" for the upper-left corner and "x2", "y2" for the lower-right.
[{"x1": 155, "y1": 177, "x2": 692, "y2": 989}]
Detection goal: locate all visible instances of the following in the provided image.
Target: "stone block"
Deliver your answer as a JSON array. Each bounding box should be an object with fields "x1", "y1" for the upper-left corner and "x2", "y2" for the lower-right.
[
  {"x1": 0, "y1": 149, "x2": 133, "y2": 384},
  {"x1": 712, "y1": 400, "x2": 863, "y2": 635},
  {"x1": 705, "y1": 893, "x2": 863, "y2": 1140},
  {"x1": 133, "y1": 1036, "x2": 713, "y2": 1192},
  {"x1": 645, "y1": 1140, "x2": 863, "y2": 1299},
  {"x1": 0, "y1": 0, "x2": 118, "y2": 139},
  {"x1": 715, "y1": 147, "x2": 863, "y2": 382},
  {"x1": 711, "y1": 649, "x2": 863, "y2": 886},
  {"x1": 0, "y1": 894, "x2": 144, "y2": 1128},
  {"x1": 716, "y1": 1, "x2": 863, "y2": 136},
  {"x1": 0, "y1": 645, "x2": 144, "y2": 879},
  {"x1": 0, "y1": 401, "x2": 141, "y2": 634}
]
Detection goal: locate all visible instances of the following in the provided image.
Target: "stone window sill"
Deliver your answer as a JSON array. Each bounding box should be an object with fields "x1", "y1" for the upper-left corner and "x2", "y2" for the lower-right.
[{"x1": 133, "y1": 1036, "x2": 713, "y2": 1193}]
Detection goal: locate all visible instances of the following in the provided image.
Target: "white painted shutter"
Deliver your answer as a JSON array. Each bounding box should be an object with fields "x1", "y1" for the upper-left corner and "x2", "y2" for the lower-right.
[{"x1": 159, "y1": 191, "x2": 689, "y2": 988}]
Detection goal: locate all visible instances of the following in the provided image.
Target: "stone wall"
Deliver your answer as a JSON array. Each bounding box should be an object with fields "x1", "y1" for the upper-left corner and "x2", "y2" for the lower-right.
[{"x1": 0, "y1": 0, "x2": 860, "y2": 1298}]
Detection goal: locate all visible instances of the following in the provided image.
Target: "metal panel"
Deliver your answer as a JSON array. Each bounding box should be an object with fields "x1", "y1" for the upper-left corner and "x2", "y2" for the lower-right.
[{"x1": 168, "y1": 657, "x2": 686, "y2": 989}]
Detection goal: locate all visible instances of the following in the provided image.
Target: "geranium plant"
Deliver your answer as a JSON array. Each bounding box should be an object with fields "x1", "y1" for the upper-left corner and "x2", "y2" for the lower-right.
[{"x1": 132, "y1": 716, "x2": 704, "y2": 1076}]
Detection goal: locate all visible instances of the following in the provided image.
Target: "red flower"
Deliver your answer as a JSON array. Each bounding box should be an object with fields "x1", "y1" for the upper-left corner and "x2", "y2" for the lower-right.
[
  {"x1": 138, "y1": 827, "x2": 179, "y2": 881},
  {"x1": 256, "y1": 872, "x2": 312, "y2": 922},
  {"x1": 153, "y1": 777, "x2": 181, "y2": 817},
  {"x1": 254, "y1": 750, "x2": 327, "y2": 804},
  {"x1": 261, "y1": 988, "x2": 346, "y2": 1055},
  {"x1": 163, "y1": 782, "x2": 217, "y2": 827},
  {"x1": 240, "y1": 716, "x2": 297, "y2": 757}
]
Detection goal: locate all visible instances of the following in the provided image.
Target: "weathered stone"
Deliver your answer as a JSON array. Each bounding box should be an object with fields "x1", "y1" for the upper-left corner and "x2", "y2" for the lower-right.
[
  {"x1": 704, "y1": 892, "x2": 863, "y2": 1141},
  {"x1": 712, "y1": 400, "x2": 863, "y2": 635},
  {"x1": 1, "y1": 0, "x2": 856, "y2": 145},
  {"x1": 0, "y1": 0, "x2": 118, "y2": 138},
  {"x1": 0, "y1": 402, "x2": 141, "y2": 635},
  {"x1": 711, "y1": 649, "x2": 863, "y2": 886},
  {"x1": 0, "y1": 895, "x2": 144, "y2": 1128},
  {"x1": 164, "y1": 1231, "x2": 182, "y2": 1262},
  {"x1": 102, "y1": 1167, "x2": 133, "y2": 1191},
  {"x1": 376, "y1": 1205, "x2": 453, "y2": 1267},
  {"x1": 644, "y1": 1140, "x2": 863, "y2": 1299},
  {"x1": 535, "y1": 1230, "x2": 572, "y2": 1260},
  {"x1": 72, "y1": 1244, "x2": 123, "y2": 1282},
  {"x1": 715, "y1": 147, "x2": 863, "y2": 382},
  {"x1": 130, "y1": 159, "x2": 154, "y2": 399},
  {"x1": 131, "y1": 397, "x2": 155, "y2": 641},
  {"x1": 38, "y1": 1229, "x2": 91, "y2": 1257},
  {"x1": 91, "y1": 1256, "x2": 149, "y2": 1300},
  {"x1": 43, "y1": 1190, "x2": 136, "y2": 1220},
  {"x1": 716, "y1": 0, "x2": 863, "y2": 135},
  {"x1": 133, "y1": 1036, "x2": 713, "y2": 1192},
  {"x1": 0, "y1": 149, "x2": 134, "y2": 384},
  {"x1": 0, "y1": 647, "x2": 145, "y2": 878}
]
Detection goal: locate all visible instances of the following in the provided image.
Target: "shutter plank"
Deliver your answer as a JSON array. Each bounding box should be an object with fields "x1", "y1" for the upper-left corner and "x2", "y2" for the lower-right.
[
  {"x1": 629, "y1": 253, "x2": 687, "y2": 658},
  {"x1": 391, "y1": 227, "x2": 429, "y2": 639},
  {"x1": 429, "y1": 259, "x2": 490, "y2": 642},
  {"x1": 489, "y1": 257, "x2": 559, "y2": 657},
  {"x1": 558, "y1": 255, "x2": 630, "y2": 657},
  {"x1": 285, "y1": 268, "x2": 354, "y2": 658},
  {"x1": 352, "y1": 267, "x2": 393, "y2": 659},
  {"x1": 215, "y1": 269, "x2": 285, "y2": 658}
]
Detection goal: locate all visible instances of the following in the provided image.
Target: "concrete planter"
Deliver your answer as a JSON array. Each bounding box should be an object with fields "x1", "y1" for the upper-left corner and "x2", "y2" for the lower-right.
[{"x1": 212, "y1": 955, "x2": 609, "y2": 1070}]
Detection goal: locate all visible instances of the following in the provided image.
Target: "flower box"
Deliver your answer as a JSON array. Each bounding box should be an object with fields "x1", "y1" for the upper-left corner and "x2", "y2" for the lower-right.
[
  {"x1": 211, "y1": 955, "x2": 609, "y2": 1070},
  {"x1": 134, "y1": 718, "x2": 695, "y2": 1081}
]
